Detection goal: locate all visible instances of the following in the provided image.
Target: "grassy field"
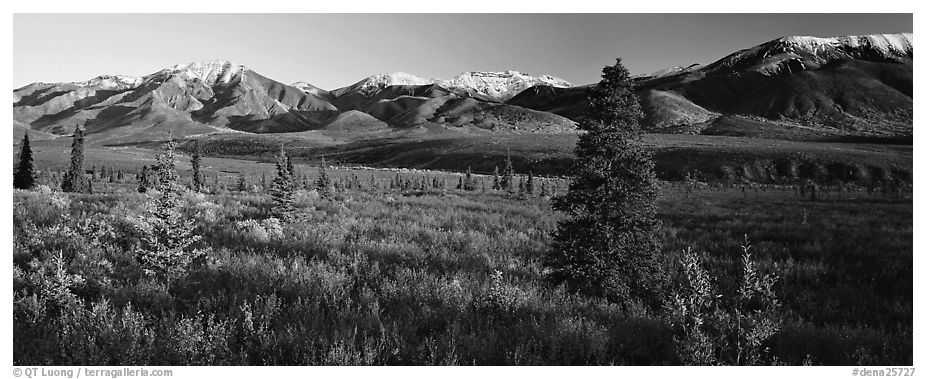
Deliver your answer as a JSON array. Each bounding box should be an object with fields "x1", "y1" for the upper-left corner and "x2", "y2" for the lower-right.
[{"x1": 12, "y1": 152, "x2": 912, "y2": 365}]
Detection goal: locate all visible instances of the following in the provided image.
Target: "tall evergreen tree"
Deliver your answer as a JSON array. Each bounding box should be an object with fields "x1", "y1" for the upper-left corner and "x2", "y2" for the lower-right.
[
  {"x1": 501, "y1": 151, "x2": 515, "y2": 194},
  {"x1": 137, "y1": 166, "x2": 151, "y2": 193},
  {"x1": 463, "y1": 166, "x2": 476, "y2": 191},
  {"x1": 316, "y1": 156, "x2": 331, "y2": 197},
  {"x1": 271, "y1": 145, "x2": 297, "y2": 219},
  {"x1": 191, "y1": 140, "x2": 204, "y2": 192},
  {"x1": 61, "y1": 126, "x2": 91, "y2": 193},
  {"x1": 544, "y1": 59, "x2": 664, "y2": 306},
  {"x1": 135, "y1": 139, "x2": 202, "y2": 285},
  {"x1": 237, "y1": 174, "x2": 248, "y2": 192},
  {"x1": 492, "y1": 166, "x2": 501, "y2": 190},
  {"x1": 526, "y1": 171, "x2": 535, "y2": 196},
  {"x1": 14, "y1": 134, "x2": 36, "y2": 190},
  {"x1": 286, "y1": 153, "x2": 295, "y2": 177}
]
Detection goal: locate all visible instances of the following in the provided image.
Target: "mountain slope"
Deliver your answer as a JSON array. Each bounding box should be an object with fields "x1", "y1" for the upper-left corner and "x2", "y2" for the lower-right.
[
  {"x1": 328, "y1": 77, "x2": 577, "y2": 131},
  {"x1": 13, "y1": 34, "x2": 913, "y2": 142},
  {"x1": 330, "y1": 70, "x2": 573, "y2": 105},
  {"x1": 509, "y1": 33, "x2": 913, "y2": 135},
  {"x1": 13, "y1": 60, "x2": 341, "y2": 141}
]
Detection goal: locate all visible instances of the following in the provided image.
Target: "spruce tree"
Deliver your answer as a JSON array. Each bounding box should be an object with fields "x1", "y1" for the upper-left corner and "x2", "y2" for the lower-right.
[
  {"x1": 463, "y1": 166, "x2": 476, "y2": 191},
  {"x1": 544, "y1": 59, "x2": 664, "y2": 305},
  {"x1": 135, "y1": 139, "x2": 202, "y2": 285},
  {"x1": 492, "y1": 166, "x2": 501, "y2": 190},
  {"x1": 14, "y1": 133, "x2": 36, "y2": 190},
  {"x1": 237, "y1": 174, "x2": 247, "y2": 192},
  {"x1": 526, "y1": 171, "x2": 535, "y2": 196},
  {"x1": 316, "y1": 157, "x2": 331, "y2": 197},
  {"x1": 61, "y1": 126, "x2": 90, "y2": 193},
  {"x1": 137, "y1": 166, "x2": 150, "y2": 193},
  {"x1": 286, "y1": 153, "x2": 295, "y2": 177},
  {"x1": 271, "y1": 145, "x2": 297, "y2": 219},
  {"x1": 191, "y1": 140, "x2": 204, "y2": 192},
  {"x1": 501, "y1": 152, "x2": 515, "y2": 193}
]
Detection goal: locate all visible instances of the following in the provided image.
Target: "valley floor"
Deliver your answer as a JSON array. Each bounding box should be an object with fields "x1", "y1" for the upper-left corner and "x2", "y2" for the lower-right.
[
  {"x1": 19, "y1": 130, "x2": 914, "y2": 186},
  {"x1": 12, "y1": 167, "x2": 912, "y2": 365}
]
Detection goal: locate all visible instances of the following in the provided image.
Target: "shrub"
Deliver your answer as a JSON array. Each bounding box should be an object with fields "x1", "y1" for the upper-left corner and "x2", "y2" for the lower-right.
[
  {"x1": 473, "y1": 270, "x2": 521, "y2": 315},
  {"x1": 235, "y1": 218, "x2": 285, "y2": 243},
  {"x1": 666, "y1": 235, "x2": 783, "y2": 365}
]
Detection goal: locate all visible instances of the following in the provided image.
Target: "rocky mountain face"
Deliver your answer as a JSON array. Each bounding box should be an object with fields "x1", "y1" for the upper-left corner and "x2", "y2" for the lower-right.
[
  {"x1": 12, "y1": 33, "x2": 913, "y2": 143},
  {"x1": 509, "y1": 33, "x2": 913, "y2": 136}
]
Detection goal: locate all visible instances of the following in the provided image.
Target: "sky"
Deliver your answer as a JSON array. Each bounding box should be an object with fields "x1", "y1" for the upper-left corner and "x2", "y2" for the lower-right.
[{"x1": 13, "y1": 13, "x2": 913, "y2": 90}]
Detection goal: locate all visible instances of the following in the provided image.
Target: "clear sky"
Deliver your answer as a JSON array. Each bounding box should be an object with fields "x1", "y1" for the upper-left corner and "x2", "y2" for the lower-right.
[{"x1": 13, "y1": 14, "x2": 912, "y2": 90}]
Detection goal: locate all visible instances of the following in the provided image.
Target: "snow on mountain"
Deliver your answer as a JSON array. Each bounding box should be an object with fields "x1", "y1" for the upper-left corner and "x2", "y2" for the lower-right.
[
  {"x1": 633, "y1": 64, "x2": 702, "y2": 80},
  {"x1": 332, "y1": 72, "x2": 434, "y2": 97},
  {"x1": 158, "y1": 60, "x2": 245, "y2": 86},
  {"x1": 74, "y1": 75, "x2": 144, "y2": 90},
  {"x1": 329, "y1": 70, "x2": 573, "y2": 102},
  {"x1": 709, "y1": 33, "x2": 913, "y2": 75},
  {"x1": 777, "y1": 33, "x2": 912, "y2": 56},
  {"x1": 437, "y1": 70, "x2": 572, "y2": 102}
]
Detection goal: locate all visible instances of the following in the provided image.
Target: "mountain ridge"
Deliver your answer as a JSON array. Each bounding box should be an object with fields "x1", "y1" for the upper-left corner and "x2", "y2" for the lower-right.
[{"x1": 12, "y1": 32, "x2": 913, "y2": 142}]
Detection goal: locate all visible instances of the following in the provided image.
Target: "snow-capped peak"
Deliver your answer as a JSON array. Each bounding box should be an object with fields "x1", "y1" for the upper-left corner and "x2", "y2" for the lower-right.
[
  {"x1": 360, "y1": 72, "x2": 433, "y2": 93},
  {"x1": 160, "y1": 60, "x2": 246, "y2": 86},
  {"x1": 329, "y1": 70, "x2": 573, "y2": 101},
  {"x1": 711, "y1": 32, "x2": 913, "y2": 76},
  {"x1": 776, "y1": 33, "x2": 913, "y2": 56},
  {"x1": 436, "y1": 71, "x2": 572, "y2": 101},
  {"x1": 330, "y1": 71, "x2": 434, "y2": 97},
  {"x1": 74, "y1": 75, "x2": 143, "y2": 90}
]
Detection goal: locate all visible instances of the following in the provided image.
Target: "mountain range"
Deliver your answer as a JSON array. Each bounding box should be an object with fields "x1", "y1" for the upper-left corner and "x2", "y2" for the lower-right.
[{"x1": 13, "y1": 33, "x2": 912, "y2": 144}]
